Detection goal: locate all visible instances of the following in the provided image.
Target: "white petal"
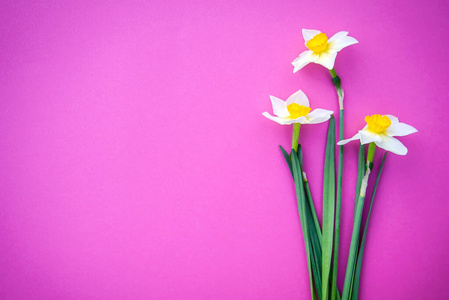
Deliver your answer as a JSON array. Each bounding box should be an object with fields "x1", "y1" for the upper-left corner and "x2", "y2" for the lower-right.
[
  {"x1": 314, "y1": 52, "x2": 337, "y2": 69},
  {"x1": 328, "y1": 35, "x2": 358, "y2": 52},
  {"x1": 262, "y1": 112, "x2": 289, "y2": 125},
  {"x1": 286, "y1": 90, "x2": 309, "y2": 107},
  {"x1": 302, "y1": 29, "x2": 321, "y2": 43},
  {"x1": 269, "y1": 95, "x2": 289, "y2": 118},
  {"x1": 386, "y1": 122, "x2": 418, "y2": 137},
  {"x1": 305, "y1": 109, "x2": 333, "y2": 124},
  {"x1": 337, "y1": 132, "x2": 361, "y2": 145},
  {"x1": 359, "y1": 129, "x2": 382, "y2": 144},
  {"x1": 385, "y1": 115, "x2": 399, "y2": 125},
  {"x1": 375, "y1": 135, "x2": 408, "y2": 155},
  {"x1": 328, "y1": 31, "x2": 349, "y2": 43},
  {"x1": 286, "y1": 116, "x2": 308, "y2": 125},
  {"x1": 308, "y1": 52, "x2": 320, "y2": 62},
  {"x1": 292, "y1": 50, "x2": 315, "y2": 73}
]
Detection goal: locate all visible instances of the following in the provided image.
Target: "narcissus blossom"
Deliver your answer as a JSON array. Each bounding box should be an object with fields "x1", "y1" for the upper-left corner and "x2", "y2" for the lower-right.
[
  {"x1": 337, "y1": 114, "x2": 417, "y2": 155},
  {"x1": 292, "y1": 29, "x2": 358, "y2": 72},
  {"x1": 262, "y1": 90, "x2": 333, "y2": 125}
]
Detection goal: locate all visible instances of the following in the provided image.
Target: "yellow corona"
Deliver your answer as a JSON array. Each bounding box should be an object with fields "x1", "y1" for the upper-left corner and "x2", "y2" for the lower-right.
[
  {"x1": 365, "y1": 114, "x2": 391, "y2": 134},
  {"x1": 306, "y1": 33, "x2": 329, "y2": 53},
  {"x1": 287, "y1": 103, "x2": 311, "y2": 119}
]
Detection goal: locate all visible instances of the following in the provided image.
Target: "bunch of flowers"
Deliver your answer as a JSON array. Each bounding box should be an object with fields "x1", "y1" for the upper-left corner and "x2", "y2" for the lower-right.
[{"x1": 263, "y1": 29, "x2": 417, "y2": 300}]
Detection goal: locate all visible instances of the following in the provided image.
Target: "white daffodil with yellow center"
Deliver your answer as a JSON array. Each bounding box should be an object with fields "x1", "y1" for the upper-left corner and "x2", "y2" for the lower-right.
[
  {"x1": 262, "y1": 90, "x2": 333, "y2": 125},
  {"x1": 292, "y1": 29, "x2": 358, "y2": 72},
  {"x1": 337, "y1": 114, "x2": 417, "y2": 155}
]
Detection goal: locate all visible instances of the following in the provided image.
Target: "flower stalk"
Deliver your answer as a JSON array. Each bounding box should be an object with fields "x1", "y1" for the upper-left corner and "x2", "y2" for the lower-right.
[
  {"x1": 329, "y1": 68, "x2": 345, "y2": 300},
  {"x1": 342, "y1": 143, "x2": 376, "y2": 300},
  {"x1": 342, "y1": 166, "x2": 370, "y2": 300},
  {"x1": 367, "y1": 142, "x2": 376, "y2": 170},
  {"x1": 292, "y1": 123, "x2": 301, "y2": 151},
  {"x1": 330, "y1": 69, "x2": 344, "y2": 110},
  {"x1": 352, "y1": 153, "x2": 387, "y2": 299}
]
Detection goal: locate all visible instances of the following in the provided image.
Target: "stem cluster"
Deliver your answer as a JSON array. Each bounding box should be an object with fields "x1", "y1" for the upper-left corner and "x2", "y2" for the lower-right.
[{"x1": 281, "y1": 70, "x2": 387, "y2": 300}]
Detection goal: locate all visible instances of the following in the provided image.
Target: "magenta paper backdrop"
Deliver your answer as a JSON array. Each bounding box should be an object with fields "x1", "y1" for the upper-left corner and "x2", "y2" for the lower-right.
[{"x1": 1, "y1": 0, "x2": 448, "y2": 299}]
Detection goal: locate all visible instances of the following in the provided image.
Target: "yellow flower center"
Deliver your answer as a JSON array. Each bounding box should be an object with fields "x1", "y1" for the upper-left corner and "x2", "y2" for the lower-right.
[
  {"x1": 365, "y1": 114, "x2": 391, "y2": 133},
  {"x1": 287, "y1": 103, "x2": 311, "y2": 119},
  {"x1": 306, "y1": 33, "x2": 329, "y2": 53}
]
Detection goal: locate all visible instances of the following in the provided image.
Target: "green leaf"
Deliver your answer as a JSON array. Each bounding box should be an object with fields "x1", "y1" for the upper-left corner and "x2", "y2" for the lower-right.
[
  {"x1": 297, "y1": 146, "x2": 324, "y2": 299},
  {"x1": 281, "y1": 146, "x2": 320, "y2": 297},
  {"x1": 331, "y1": 109, "x2": 344, "y2": 300},
  {"x1": 297, "y1": 144, "x2": 304, "y2": 168},
  {"x1": 291, "y1": 149, "x2": 317, "y2": 300},
  {"x1": 279, "y1": 145, "x2": 293, "y2": 176},
  {"x1": 299, "y1": 145, "x2": 342, "y2": 300},
  {"x1": 342, "y1": 166, "x2": 370, "y2": 300},
  {"x1": 290, "y1": 149, "x2": 316, "y2": 299},
  {"x1": 308, "y1": 215, "x2": 322, "y2": 300},
  {"x1": 351, "y1": 153, "x2": 387, "y2": 299},
  {"x1": 297, "y1": 146, "x2": 322, "y2": 245},
  {"x1": 282, "y1": 144, "x2": 341, "y2": 299},
  {"x1": 322, "y1": 116, "x2": 336, "y2": 300},
  {"x1": 343, "y1": 143, "x2": 366, "y2": 300}
]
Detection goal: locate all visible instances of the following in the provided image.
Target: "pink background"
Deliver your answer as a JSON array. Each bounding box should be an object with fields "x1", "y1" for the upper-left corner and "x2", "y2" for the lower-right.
[{"x1": 1, "y1": 1, "x2": 448, "y2": 299}]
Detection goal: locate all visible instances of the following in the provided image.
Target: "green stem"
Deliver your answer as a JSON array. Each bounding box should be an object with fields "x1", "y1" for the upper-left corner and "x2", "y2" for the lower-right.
[
  {"x1": 342, "y1": 167, "x2": 370, "y2": 300},
  {"x1": 354, "y1": 144, "x2": 365, "y2": 212},
  {"x1": 292, "y1": 123, "x2": 301, "y2": 152},
  {"x1": 352, "y1": 153, "x2": 387, "y2": 299},
  {"x1": 342, "y1": 143, "x2": 377, "y2": 300},
  {"x1": 366, "y1": 142, "x2": 376, "y2": 170},
  {"x1": 330, "y1": 69, "x2": 343, "y2": 108},
  {"x1": 328, "y1": 68, "x2": 344, "y2": 300}
]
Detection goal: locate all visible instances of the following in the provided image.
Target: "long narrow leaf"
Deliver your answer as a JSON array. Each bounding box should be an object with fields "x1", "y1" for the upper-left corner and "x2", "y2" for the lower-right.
[
  {"x1": 304, "y1": 179, "x2": 323, "y2": 244},
  {"x1": 282, "y1": 145, "x2": 342, "y2": 299},
  {"x1": 280, "y1": 145, "x2": 293, "y2": 176},
  {"x1": 298, "y1": 145, "x2": 330, "y2": 300},
  {"x1": 342, "y1": 167, "x2": 370, "y2": 300},
  {"x1": 323, "y1": 116, "x2": 336, "y2": 300},
  {"x1": 300, "y1": 147, "x2": 323, "y2": 299},
  {"x1": 282, "y1": 145, "x2": 323, "y2": 244},
  {"x1": 345, "y1": 143, "x2": 366, "y2": 299},
  {"x1": 291, "y1": 150, "x2": 317, "y2": 300},
  {"x1": 297, "y1": 146, "x2": 322, "y2": 244},
  {"x1": 351, "y1": 153, "x2": 387, "y2": 299},
  {"x1": 281, "y1": 145, "x2": 320, "y2": 297},
  {"x1": 308, "y1": 213, "x2": 323, "y2": 300},
  {"x1": 299, "y1": 146, "x2": 342, "y2": 299},
  {"x1": 331, "y1": 109, "x2": 344, "y2": 300}
]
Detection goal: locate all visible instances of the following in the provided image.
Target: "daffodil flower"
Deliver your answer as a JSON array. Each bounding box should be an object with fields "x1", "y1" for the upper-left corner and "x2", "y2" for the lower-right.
[
  {"x1": 292, "y1": 29, "x2": 358, "y2": 72},
  {"x1": 262, "y1": 90, "x2": 333, "y2": 125},
  {"x1": 337, "y1": 114, "x2": 417, "y2": 155}
]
